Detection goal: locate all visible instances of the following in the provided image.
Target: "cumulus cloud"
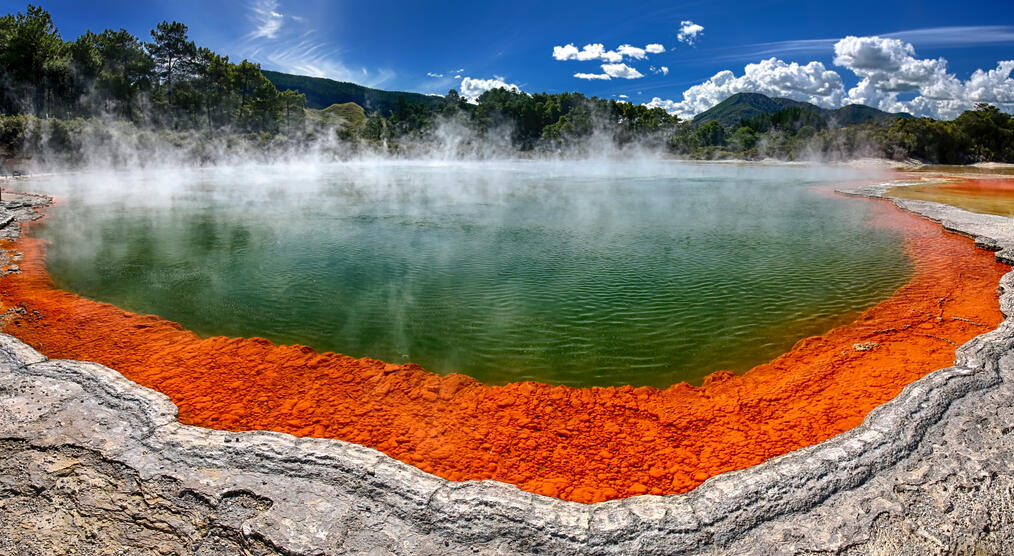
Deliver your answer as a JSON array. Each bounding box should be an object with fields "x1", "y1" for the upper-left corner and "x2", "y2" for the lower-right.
[
  {"x1": 553, "y1": 43, "x2": 623, "y2": 63},
  {"x1": 677, "y1": 20, "x2": 704, "y2": 45},
  {"x1": 459, "y1": 76, "x2": 522, "y2": 102},
  {"x1": 553, "y1": 42, "x2": 667, "y2": 64},
  {"x1": 617, "y1": 44, "x2": 647, "y2": 60},
  {"x1": 247, "y1": 0, "x2": 284, "y2": 39},
  {"x1": 834, "y1": 36, "x2": 953, "y2": 93},
  {"x1": 573, "y1": 63, "x2": 645, "y2": 81},
  {"x1": 965, "y1": 60, "x2": 1014, "y2": 104},
  {"x1": 426, "y1": 72, "x2": 444, "y2": 78},
  {"x1": 650, "y1": 65, "x2": 669, "y2": 75},
  {"x1": 643, "y1": 58, "x2": 844, "y2": 118},
  {"x1": 602, "y1": 63, "x2": 645, "y2": 79},
  {"x1": 833, "y1": 36, "x2": 1014, "y2": 118},
  {"x1": 644, "y1": 97, "x2": 681, "y2": 113},
  {"x1": 644, "y1": 33, "x2": 1014, "y2": 120},
  {"x1": 552, "y1": 43, "x2": 579, "y2": 60}
]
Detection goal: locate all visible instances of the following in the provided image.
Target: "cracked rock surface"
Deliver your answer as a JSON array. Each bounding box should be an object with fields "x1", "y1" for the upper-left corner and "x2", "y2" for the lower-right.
[{"x1": 2, "y1": 182, "x2": 1014, "y2": 554}]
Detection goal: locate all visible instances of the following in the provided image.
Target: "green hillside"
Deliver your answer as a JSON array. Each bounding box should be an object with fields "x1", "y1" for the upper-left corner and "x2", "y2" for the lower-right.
[
  {"x1": 263, "y1": 70, "x2": 443, "y2": 115},
  {"x1": 832, "y1": 103, "x2": 910, "y2": 126},
  {"x1": 693, "y1": 92, "x2": 911, "y2": 127},
  {"x1": 692, "y1": 94, "x2": 811, "y2": 126},
  {"x1": 305, "y1": 102, "x2": 367, "y2": 130}
]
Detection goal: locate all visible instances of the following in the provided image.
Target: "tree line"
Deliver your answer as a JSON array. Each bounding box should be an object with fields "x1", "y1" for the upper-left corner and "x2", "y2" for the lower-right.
[
  {"x1": 355, "y1": 85, "x2": 1014, "y2": 163},
  {"x1": 0, "y1": 5, "x2": 304, "y2": 133},
  {"x1": 696, "y1": 103, "x2": 1014, "y2": 163}
]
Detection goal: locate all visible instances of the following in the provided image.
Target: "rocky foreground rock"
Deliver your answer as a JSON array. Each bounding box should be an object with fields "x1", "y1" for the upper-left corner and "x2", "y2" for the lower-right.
[{"x1": 2, "y1": 184, "x2": 1014, "y2": 554}]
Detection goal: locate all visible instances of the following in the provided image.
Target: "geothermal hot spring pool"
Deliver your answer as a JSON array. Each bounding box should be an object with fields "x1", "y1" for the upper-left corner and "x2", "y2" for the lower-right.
[
  {"x1": 25, "y1": 161, "x2": 910, "y2": 387},
  {"x1": 10, "y1": 161, "x2": 1009, "y2": 502}
]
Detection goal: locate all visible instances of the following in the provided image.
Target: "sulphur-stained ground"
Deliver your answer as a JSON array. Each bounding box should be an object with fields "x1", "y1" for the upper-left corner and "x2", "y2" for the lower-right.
[{"x1": 2, "y1": 178, "x2": 1014, "y2": 554}]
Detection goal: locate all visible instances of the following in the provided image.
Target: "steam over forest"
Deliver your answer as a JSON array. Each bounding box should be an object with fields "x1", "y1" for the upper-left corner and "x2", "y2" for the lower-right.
[{"x1": 1, "y1": 4, "x2": 1012, "y2": 168}]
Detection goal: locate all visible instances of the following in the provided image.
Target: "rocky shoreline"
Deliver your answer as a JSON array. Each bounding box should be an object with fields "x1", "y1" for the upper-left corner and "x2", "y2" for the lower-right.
[{"x1": 2, "y1": 181, "x2": 1014, "y2": 554}]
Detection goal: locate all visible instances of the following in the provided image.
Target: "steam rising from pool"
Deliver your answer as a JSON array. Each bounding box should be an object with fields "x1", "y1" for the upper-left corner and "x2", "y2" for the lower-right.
[{"x1": 15, "y1": 161, "x2": 909, "y2": 387}]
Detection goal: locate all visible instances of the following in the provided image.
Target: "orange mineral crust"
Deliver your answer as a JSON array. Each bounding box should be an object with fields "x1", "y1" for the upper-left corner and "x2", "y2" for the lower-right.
[
  {"x1": 890, "y1": 177, "x2": 1014, "y2": 217},
  {"x1": 0, "y1": 196, "x2": 1007, "y2": 504}
]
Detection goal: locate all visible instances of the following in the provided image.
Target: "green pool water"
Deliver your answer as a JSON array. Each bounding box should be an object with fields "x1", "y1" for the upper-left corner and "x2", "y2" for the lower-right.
[{"x1": 25, "y1": 161, "x2": 910, "y2": 387}]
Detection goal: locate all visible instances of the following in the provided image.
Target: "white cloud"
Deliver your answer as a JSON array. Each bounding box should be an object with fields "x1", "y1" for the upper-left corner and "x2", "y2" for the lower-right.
[
  {"x1": 239, "y1": 2, "x2": 395, "y2": 88},
  {"x1": 602, "y1": 63, "x2": 645, "y2": 79},
  {"x1": 460, "y1": 76, "x2": 522, "y2": 102},
  {"x1": 644, "y1": 33, "x2": 1014, "y2": 120},
  {"x1": 833, "y1": 36, "x2": 914, "y2": 73},
  {"x1": 247, "y1": 0, "x2": 284, "y2": 40},
  {"x1": 427, "y1": 72, "x2": 444, "y2": 78},
  {"x1": 619, "y1": 94, "x2": 629, "y2": 98},
  {"x1": 887, "y1": 25, "x2": 1014, "y2": 48},
  {"x1": 574, "y1": 72, "x2": 611, "y2": 80},
  {"x1": 617, "y1": 44, "x2": 647, "y2": 60},
  {"x1": 645, "y1": 97, "x2": 681, "y2": 113},
  {"x1": 965, "y1": 60, "x2": 1014, "y2": 105},
  {"x1": 243, "y1": 34, "x2": 396, "y2": 88},
  {"x1": 553, "y1": 43, "x2": 623, "y2": 63},
  {"x1": 677, "y1": 20, "x2": 704, "y2": 45},
  {"x1": 552, "y1": 44, "x2": 580, "y2": 60},
  {"x1": 553, "y1": 42, "x2": 665, "y2": 63},
  {"x1": 834, "y1": 36, "x2": 953, "y2": 93},
  {"x1": 833, "y1": 36, "x2": 1014, "y2": 118},
  {"x1": 643, "y1": 58, "x2": 844, "y2": 118},
  {"x1": 650, "y1": 65, "x2": 669, "y2": 75}
]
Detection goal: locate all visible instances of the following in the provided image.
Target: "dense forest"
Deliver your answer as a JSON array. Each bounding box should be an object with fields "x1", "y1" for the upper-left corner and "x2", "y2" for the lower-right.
[{"x1": 1, "y1": 4, "x2": 1012, "y2": 168}]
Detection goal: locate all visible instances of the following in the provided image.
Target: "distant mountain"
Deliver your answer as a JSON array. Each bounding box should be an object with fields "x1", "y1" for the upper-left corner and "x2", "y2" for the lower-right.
[
  {"x1": 692, "y1": 92, "x2": 911, "y2": 127},
  {"x1": 263, "y1": 70, "x2": 444, "y2": 114}
]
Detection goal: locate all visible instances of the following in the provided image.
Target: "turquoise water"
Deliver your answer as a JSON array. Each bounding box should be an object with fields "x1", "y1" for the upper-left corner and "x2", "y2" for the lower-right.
[{"x1": 25, "y1": 161, "x2": 910, "y2": 387}]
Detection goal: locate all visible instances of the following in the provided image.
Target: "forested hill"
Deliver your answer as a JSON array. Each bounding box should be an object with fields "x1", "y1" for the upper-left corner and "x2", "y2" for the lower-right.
[
  {"x1": 693, "y1": 92, "x2": 912, "y2": 127},
  {"x1": 262, "y1": 70, "x2": 443, "y2": 114}
]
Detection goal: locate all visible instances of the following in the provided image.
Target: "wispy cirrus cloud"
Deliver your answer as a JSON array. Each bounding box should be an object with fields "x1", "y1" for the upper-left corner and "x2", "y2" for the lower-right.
[
  {"x1": 247, "y1": 0, "x2": 284, "y2": 40},
  {"x1": 425, "y1": 68, "x2": 465, "y2": 79},
  {"x1": 886, "y1": 25, "x2": 1014, "y2": 47},
  {"x1": 712, "y1": 25, "x2": 1014, "y2": 63},
  {"x1": 237, "y1": 0, "x2": 395, "y2": 88}
]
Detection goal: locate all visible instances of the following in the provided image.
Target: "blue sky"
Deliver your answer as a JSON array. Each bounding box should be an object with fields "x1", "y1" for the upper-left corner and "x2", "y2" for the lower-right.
[{"x1": 10, "y1": 0, "x2": 1014, "y2": 118}]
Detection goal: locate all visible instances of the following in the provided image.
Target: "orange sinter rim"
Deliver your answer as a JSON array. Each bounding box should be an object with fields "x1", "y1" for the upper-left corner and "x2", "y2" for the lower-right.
[{"x1": 1, "y1": 182, "x2": 1008, "y2": 504}]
